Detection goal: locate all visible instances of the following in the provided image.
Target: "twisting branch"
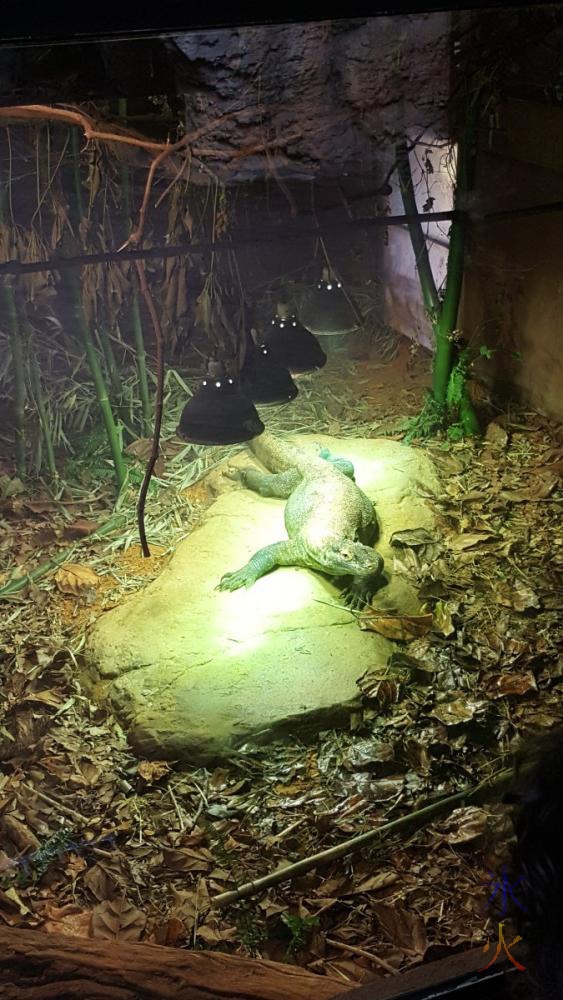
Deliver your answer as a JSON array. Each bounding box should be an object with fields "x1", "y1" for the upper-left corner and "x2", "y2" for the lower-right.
[{"x1": 133, "y1": 260, "x2": 165, "y2": 558}]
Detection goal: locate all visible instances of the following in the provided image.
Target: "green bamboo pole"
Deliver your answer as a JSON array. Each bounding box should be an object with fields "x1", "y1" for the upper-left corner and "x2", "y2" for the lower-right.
[
  {"x1": 395, "y1": 140, "x2": 441, "y2": 322},
  {"x1": 0, "y1": 171, "x2": 27, "y2": 478},
  {"x1": 28, "y1": 339, "x2": 57, "y2": 481},
  {"x1": 70, "y1": 127, "x2": 84, "y2": 221},
  {"x1": 118, "y1": 98, "x2": 151, "y2": 436},
  {"x1": 1, "y1": 278, "x2": 26, "y2": 478},
  {"x1": 130, "y1": 293, "x2": 152, "y2": 435},
  {"x1": 70, "y1": 275, "x2": 126, "y2": 490},
  {"x1": 395, "y1": 94, "x2": 480, "y2": 434},
  {"x1": 431, "y1": 100, "x2": 479, "y2": 405}
]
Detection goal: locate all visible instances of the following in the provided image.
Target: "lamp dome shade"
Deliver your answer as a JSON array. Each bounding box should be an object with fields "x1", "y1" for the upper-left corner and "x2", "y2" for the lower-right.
[
  {"x1": 240, "y1": 341, "x2": 298, "y2": 405},
  {"x1": 299, "y1": 278, "x2": 359, "y2": 336},
  {"x1": 177, "y1": 376, "x2": 264, "y2": 445},
  {"x1": 262, "y1": 313, "x2": 327, "y2": 374}
]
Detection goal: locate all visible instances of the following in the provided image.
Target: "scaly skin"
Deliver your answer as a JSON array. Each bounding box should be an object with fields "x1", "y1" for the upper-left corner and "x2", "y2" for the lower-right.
[{"x1": 217, "y1": 431, "x2": 384, "y2": 609}]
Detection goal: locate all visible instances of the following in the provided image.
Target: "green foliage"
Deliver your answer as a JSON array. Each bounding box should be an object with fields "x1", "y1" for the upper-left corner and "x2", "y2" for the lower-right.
[
  {"x1": 235, "y1": 908, "x2": 269, "y2": 955},
  {"x1": 280, "y1": 912, "x2": 319, "y2": 955},
  {"x1": 403, "y1": 392, "x2": 446, "y2": 443},
  {"x1": 65, "y1": 423, "x2": 120, "y2": 485},
  {"x1": 0, "y1": 827, "x2": 80, "y2": 889}
]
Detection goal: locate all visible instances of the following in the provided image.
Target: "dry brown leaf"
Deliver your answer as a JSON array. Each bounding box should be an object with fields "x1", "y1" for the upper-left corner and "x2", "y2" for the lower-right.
[
  {"x1": 43, "y1": 903, "x2": 92, "y2": 938},
  {"x1": 63, "y1": 519, "x2": 101, "y2": 540},
  {"x1": 358, "y1": 611, "x2": 433, "y2": 641},
  {"x1": 372, "y1": 901, "x2": 427, "y2": 956},
  {"x1": 91, "y1": 896, "x2": 147, "y2": 941},
  {"x1": 197, "y1": 919, "x2": 238, "y2": 944},
  {"x1": 54, "y1": 564, "x2": 100, "y2": 596},
  {"x1": 485, "y1": 672, "x2": 537, "y2": 699},
  {"x1": 484, "y1": 421, "x2": 509, "y2": 449},
  {"x1": 493, "y1": 580, "x2": 541, "y2": 611},
  {"x1": 432, "y1": 601, "x2": 455, "y2": 636},
  {"x1": 437, "y1": 806, "x2": 489, "y2": 845},
  {"x1": 162, "y1": 846, "x2": 213, "y2": 873},
  {"x1": 346, "y1": 872, "x2": 399, "y2": 895},
  {"x1": 138, "y1": 760, "x2": 171, "y2": 784},
  {"x1": 431, "y1": 697, "x2": 480, "y2": 726},
  {"x1": 501, "y1": 477, "x2": 558, "y2": 502},
  {"x1": 448, "y1": 532, "x2": 498, "y2": 552}
]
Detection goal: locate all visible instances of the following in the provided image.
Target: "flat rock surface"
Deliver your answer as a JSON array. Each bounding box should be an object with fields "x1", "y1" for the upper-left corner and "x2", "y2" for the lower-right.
[{"x1": 85, "y1": 435, "x2": 439, "y2": 762}]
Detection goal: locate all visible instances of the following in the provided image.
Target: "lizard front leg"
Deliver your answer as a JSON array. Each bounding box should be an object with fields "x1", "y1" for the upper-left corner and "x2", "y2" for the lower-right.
[
  {"x1": 340, "y1": 554, "x2": 385, "y2": 610},
  {"x1": 216, "y1": 540, "x2": 298, "y2": 592}
]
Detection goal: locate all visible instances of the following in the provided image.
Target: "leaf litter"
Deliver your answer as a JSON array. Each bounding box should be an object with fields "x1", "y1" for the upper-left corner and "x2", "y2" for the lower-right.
[{"x1": 0, "y1": 360, "x2": 561, "y2": 986}]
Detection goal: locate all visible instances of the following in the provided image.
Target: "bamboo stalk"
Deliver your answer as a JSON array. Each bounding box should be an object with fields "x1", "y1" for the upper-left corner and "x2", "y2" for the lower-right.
[
  {"x1": 70, "y1": 127, "x2": 84, "y2": 221},
  {"x1": 1, "y1": 278, "x2": 27, "y2": 478},
  {"x1": 118, "y1": 98, "x2": 152, "y2": 437},
  {"x1": 95, "y1": 320, "x2": 122, "y2": 399},
  {"x1": 211, "y1": 767, "x2": 514, "y2": 908},
  {"x1": 28, "y1": 337, "x2": 57, "y2": 481},
  {"x1": 70, "y1": 275, "x2": 127, "y2": 490},
  {"x1": 395, "y1": 140, "x2": 440, "y2": 321},
  {"x1": 130, "y1": 292, "x2": 152, "y2": 436}
]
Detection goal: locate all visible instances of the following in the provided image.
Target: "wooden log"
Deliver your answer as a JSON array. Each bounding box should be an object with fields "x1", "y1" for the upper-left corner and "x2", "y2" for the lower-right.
[{"x1": 0, "y1": 925, "x2": 346, "y2": 1000}]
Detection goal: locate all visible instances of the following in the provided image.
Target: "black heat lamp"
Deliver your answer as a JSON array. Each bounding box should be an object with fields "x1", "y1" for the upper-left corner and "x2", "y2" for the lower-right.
[
  {"x1": 240, "y1": 333, "x2": 299, "y2": 405},
  {"x1": 177, "y1": 361, "x2": 264, "y2": 446},
  {"x1": 262, "y1": 301, "x2": 327, "y2": 375},
  {"x1": 299, "y1": 267, "x2": 360, "y2": 336}
]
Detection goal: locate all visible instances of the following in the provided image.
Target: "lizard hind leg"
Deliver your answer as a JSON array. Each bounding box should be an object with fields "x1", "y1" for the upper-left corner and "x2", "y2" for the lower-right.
[
  {"x1": 318, "y1": 447, "x2": 355, "y2": 481},
  {"x1": 241, "y1": 467, "x2": 301, "y2": 499}
]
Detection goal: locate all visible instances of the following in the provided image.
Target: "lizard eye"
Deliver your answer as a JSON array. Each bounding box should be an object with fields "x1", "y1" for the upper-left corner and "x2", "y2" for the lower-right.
[{"x1": 341, "y1": 549, "x2": 352, "y2": 560}]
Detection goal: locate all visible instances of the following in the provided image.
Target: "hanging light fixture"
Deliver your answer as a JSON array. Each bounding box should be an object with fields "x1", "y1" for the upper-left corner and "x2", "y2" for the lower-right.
[
  {"x1": 177, "y1": 360, "x2": 264, "y2": 446},
  {"x1": 299, "y1": 267, "x2": 360, "y2": 336},
  {"x1": 262, "y1": 301, "x2": 327, "y2": 375},
  {"x1": 240, "y1": 332, "x2": 299, "y2": 405}
]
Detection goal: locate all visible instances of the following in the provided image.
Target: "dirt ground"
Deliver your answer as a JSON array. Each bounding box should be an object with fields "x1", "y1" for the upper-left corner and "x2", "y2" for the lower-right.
[{"x1": 0, "y1": 343, "x2": 561, "y2": 987}]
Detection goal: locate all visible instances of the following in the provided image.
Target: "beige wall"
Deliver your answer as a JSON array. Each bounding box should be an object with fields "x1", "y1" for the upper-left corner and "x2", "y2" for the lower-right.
[{"x1": 383, "y1": 100, "x2": 563, "y2": 421}]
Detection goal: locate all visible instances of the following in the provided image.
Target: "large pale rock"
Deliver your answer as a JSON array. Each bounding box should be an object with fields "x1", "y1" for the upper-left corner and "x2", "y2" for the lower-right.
[{"x1": 85, "y1": 436, "x2": 438, "y2": 763}]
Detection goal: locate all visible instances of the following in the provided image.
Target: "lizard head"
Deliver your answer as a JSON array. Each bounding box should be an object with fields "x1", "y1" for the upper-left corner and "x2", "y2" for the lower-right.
[{"x1": 316, "y1": 539, "x2": 384, "y2": 579}]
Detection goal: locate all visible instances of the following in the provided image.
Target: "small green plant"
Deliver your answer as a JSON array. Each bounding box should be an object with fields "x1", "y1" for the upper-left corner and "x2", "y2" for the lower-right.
[
  {"x1": 235, "y1": 908, "x2": 269, "y2": 955},
  {"x1": 280, "y1": 912, "x2": 319, "y2": 956}
]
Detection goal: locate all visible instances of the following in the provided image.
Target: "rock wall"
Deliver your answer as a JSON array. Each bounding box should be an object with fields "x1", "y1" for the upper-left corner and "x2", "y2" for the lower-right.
[{"x1": 172, "y1": 14, "x2": 450, "y2": 181}]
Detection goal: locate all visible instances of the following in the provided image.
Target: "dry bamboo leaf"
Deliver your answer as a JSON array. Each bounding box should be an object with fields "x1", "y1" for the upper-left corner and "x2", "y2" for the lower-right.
[
  {"x1": 91, "y1": 896, "x2": 147, "y2": 941},
  {"x1": 358, "y1": 611, "x2": 433, "y2": 640},
  {"x1": 54, "y1": 564, "x2": 100, "y2": 596}
]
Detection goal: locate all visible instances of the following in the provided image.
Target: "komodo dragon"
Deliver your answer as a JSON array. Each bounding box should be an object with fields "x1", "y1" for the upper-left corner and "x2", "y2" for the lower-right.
[{"x1": 216, "y1": 431, "x2": 384, "y2": 608}]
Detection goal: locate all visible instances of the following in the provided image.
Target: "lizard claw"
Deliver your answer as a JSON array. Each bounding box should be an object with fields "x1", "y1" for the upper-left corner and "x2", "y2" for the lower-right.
[
  {"x1": 340, "y1": 578, "x2": 376, "y2": 611},
  {"x1": 216, "y1": 567, "x2": 258, "y2": 592},
  {"x1": 223, "y1": 465, "x2": 243, "y2": 482}
]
